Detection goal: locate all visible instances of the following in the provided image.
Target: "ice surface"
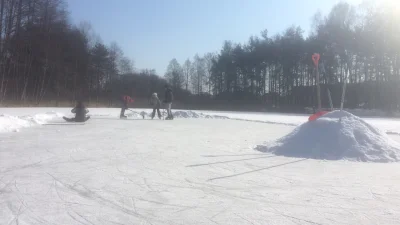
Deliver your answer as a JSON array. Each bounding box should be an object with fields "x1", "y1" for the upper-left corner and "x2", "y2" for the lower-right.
[
  {"x1": 1, "y1": 108, "x2": 400, "y2": 224},
  {"x1": 256, "y1": 110, "x2": 400, "y2": 162}
]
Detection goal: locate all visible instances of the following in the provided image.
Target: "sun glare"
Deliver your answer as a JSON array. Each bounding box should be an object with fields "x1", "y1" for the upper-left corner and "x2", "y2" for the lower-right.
[{"x1": 377, "y1": 0, "x2": 400, "y2": 8}]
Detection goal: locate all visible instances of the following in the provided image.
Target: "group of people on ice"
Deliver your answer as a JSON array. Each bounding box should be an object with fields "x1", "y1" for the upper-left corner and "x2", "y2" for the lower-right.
[
  {"x1": 120, "y1": 84, "x2": 174, "y2": 120},
  {"x1": 63, "y1": 84, "x2": 174, "y2": 122}
]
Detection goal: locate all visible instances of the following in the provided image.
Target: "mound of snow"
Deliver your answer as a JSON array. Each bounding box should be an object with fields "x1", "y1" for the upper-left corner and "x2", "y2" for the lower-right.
[
  {"x1": 21, "y1": 111, "x2": 64, "y2": 124},
  {"x1": 125, "y1": 110, "x2": 229, "y2": 119},
  {"x1": 256, "y1": 110, "x2": 400, "y2": 162},
  {"x1": 0, "y1": 115, "x2": 32, "y2": 132},
  {"x1": 173, "y1": 111, "x2": 202, "y2": 118},
  {"x1": 0, "y1": 112, "x2": 62, "y2": 132},
  {"x1": 172, "y1": 111, "x2": 229, "y2": 119},
  {"x1": 125, "y1": 111, "x2": 147, "y2": 119}
]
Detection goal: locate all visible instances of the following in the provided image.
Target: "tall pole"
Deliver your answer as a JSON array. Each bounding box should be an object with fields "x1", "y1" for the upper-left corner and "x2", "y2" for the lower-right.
[
  {"x1": 316, "y1": 66, "x2": 321, "y2": 111},
  {"x1": 312, "y1": 53, "x2": 321, "y2": 112},
  {"x1": 340, "y1": 68, "x2": 348, "y2": 111},
  {"x1": 327, "y1": 89, "x2": 333, "y2": 110}
]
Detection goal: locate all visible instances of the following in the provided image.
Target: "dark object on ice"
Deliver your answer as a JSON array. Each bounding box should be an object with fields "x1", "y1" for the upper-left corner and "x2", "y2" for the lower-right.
[
  {"x1": 164, "y1": 85, "x2": 174, "y2": 103},
  {"x1": 63, "y1": 101, "x2": 90, "y2": 122},
  {"x1": 165, "y1": 116, "x2": 174, "y2": 120}
]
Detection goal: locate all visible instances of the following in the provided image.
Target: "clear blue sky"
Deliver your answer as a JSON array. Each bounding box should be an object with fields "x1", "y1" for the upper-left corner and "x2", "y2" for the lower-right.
[{"x1": 67, "y1": 0, "x2": 363, "y2": 75}]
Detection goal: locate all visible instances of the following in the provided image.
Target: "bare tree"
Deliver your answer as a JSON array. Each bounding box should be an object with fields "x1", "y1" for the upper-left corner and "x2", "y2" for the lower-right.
[
  {"x1": 182, "y1": 58, "x2": 191, "y2": 91},
  {"x1": 165, "y1": 58, "x2": 184, "y2": 90}
]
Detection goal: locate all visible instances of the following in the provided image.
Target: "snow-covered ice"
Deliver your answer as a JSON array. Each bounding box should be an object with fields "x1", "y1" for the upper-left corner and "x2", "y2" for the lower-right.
[
  {"x1": 1, "y1": 108, "x2": 400, "y2": 224},
  {"x1": 256, "y1": 110, "x2": 400, "y2": 162}
]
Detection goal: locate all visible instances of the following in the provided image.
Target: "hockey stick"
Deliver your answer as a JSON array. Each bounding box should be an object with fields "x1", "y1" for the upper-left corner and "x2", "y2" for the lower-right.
[{"x1": 126, "y1": 108, "x2": 145, "y2": 119}]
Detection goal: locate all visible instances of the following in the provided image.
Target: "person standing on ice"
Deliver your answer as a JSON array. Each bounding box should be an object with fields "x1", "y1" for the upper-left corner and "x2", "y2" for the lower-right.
[
  {"x1": 163, "y1": 85, "x2": 174, "y2": 120},
  {"x1": 120, "y1": 94, "x2": 134, "y2": 119},
  {"x1": 149, "y1": 93, "x2": 162, "y2": 119},
  {"x1": 63, "y1": 101, "x2": 90, "y2": 122}
]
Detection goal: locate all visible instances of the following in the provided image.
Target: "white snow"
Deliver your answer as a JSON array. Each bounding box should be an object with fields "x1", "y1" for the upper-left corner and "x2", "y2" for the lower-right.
[
  {"x1": 1, "y1": 108, "x2": 400, "y2": 224},
  {"x1": 0, "y1": 112, "x2": 62, "y2": 132},
  {"x1": 0, "y1": 108, "x2": 228, "y2": 133},
  {"x1": 2, "y1": 107, "x2": 400, "y2": 134},
  {"x1": 256, "y1": 110, "x2": 400, "y2": 162},
  {"x1": 127, "y1": 110, "x2": 229, "y2": 119}
]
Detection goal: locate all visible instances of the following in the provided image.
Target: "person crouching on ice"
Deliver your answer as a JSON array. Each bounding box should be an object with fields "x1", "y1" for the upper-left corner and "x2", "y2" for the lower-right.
[
  {"x1": 63, "y1": 101, "x2": 90, "y2": 122},
  {"x1": 150, "y1": 93, "x2": 162, "y2": 119}
]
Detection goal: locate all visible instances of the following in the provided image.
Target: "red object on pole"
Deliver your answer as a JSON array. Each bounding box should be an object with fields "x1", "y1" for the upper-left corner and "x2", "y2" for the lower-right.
[{"x1": 312, "y1": 53, "x2": 320, "y2": 67}]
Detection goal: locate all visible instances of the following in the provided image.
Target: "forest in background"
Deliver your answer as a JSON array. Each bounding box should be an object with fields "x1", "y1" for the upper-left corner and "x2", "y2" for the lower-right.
[
  {"x1": 0, "y1": 0, "x2": 138, "y2": 107},
  {"x1": 166, "y1": 1, "x2": 400, "y2": 112},
  {"x1": 0, "y1": 0, "x2": 399, "y2": 113}
]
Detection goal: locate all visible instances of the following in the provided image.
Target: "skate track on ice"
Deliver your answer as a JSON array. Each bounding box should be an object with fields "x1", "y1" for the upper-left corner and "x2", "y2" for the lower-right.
[{"x1": 1, "y1": 110, "x2": 400, "y2": 224}]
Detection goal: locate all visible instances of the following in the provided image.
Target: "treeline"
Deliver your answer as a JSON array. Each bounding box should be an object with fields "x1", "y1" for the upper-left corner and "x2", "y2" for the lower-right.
[
  {"x1": 166, "y1": 1, "x2": 400, "y2": 112},
  {"x1": 0, "y1": 0, "x2": 140, "y2": 106},
  {"x1": 2, "y1": 0, "x2": 400, "y2": 112}
]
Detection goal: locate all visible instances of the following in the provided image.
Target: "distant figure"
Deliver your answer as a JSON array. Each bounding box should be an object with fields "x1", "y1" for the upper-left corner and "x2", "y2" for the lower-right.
[
  {"x1": 120, "y1": 95, "x2": 134, "y2": 119},
  {"x1": 63, "y1": 101, "x2": 90, "y2": 122},
  {"x1": 163, "y1": 85, "x2": 174, "y2": 120},
  {"x1": 150, "y1": 93, "x2": 162, "y2": 119}
]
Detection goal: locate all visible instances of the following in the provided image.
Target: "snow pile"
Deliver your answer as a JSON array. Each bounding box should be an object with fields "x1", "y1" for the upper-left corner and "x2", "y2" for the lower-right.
[
  {"x1": 0, "y1": 112, "x2": 62, "y2": 132},
  {"x1": 125, "y1": 110, "x2": 229, "y2": 119},
  {"x1": 256, "y1": 110, "x2": 400, "y2": 162},
  {"x1": 125, "y1": 111, "x2": 146, "y2": 119},
  {"x1": 173, "y1": 111, "x2": 202, "y2": 118},
  {"x1": 0, "y1": 115, "x2": 32, "y2": 132},
  {"x1": 172, "y1": 111, "x2": 229, "y2": 119},
  {"x1": 21, "y1": 111, "x2": 63, "y2": 124}
]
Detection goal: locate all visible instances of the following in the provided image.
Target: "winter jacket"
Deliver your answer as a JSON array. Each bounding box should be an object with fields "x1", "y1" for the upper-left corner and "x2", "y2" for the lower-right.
[
  {"x1": 164, "y1": 88, "x2": 173, "y2": 103},
  {"x1": 121, "y1": 95, "x2": 134, "y2": 108},
  {"x1": 71, "y1": 106, "x2": 89, "y2": 122},
  {"x1": 150, "y1": 94, "x2": 161, "y2": 108}
]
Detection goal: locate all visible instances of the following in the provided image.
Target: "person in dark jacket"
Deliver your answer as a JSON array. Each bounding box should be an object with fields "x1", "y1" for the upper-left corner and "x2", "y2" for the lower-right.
[
  {"x1": 149, "y1": 93, "x2": 162, "y2": 119},
  {"x1": 63, "y1": 101, "x2": 90, "y2": 122},
  {"x1": 120, "y1": 95, "x2": 134, "y2": 119},
  {"x1": 163, "y1": 85, "x2": 174, "y2": 120}
]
